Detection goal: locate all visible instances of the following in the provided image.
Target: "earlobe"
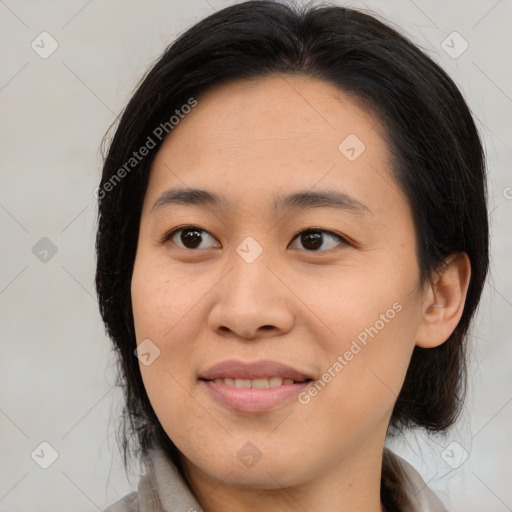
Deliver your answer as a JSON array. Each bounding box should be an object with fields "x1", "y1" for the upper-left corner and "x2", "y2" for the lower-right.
[{"x1": 415, "y1": 253, "x2": 471, "y2": 349}]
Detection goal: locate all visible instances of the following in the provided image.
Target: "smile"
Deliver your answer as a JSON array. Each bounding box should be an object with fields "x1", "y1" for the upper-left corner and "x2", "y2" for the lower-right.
[
  {"x1": 209, "y1": 376, "x2": 299, "y2": 388},
  {"x1": 201, "y1": 378, "x2": 312, "y2": 413}
]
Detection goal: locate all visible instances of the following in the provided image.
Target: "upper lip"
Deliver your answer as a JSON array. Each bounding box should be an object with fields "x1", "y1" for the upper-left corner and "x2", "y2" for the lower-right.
[{"x1": 199, "y1": 359, "x2": 313, "y2": 381}]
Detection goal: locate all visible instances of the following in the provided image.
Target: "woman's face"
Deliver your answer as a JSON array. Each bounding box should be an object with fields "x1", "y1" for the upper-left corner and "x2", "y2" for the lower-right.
[{"x1": 131, "y1": 75, "x2": 425, "y2": 488}]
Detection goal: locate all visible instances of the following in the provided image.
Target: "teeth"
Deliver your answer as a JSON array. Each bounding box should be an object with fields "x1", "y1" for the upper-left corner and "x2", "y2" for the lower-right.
[
  {"x1": 269, "y1": 377, "x2": 283, "y2": 387},
  {"x1": 213, "y1": 377, "x2": 298, "y2": 388},
  {"x1": 235, "y1": 379, "x2": 251, "y2": 389},
  {"x1": 251, "y1": 378, "x2": 270, "y2": 389}
]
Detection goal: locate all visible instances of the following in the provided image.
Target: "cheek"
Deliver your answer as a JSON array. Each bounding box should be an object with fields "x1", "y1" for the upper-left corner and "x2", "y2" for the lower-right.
[
  {"x1": 295, "y1": 298, "x2": 420, "y2": 456},
  {"x1": 335, "y1": 305, "x2": 418, "y2": 400},
  {"x1": 131, "y1": 254, "x2": 204, "y2": 343},
  {"x1": 130, "y1": 255, "x2": 209, "y2": 423},
  {"x1": 301, "y1": 260, "x2": 422, "y2": 419},
  {"x1": 298, "y1": 255, "x2": 420, "y2": 355}
]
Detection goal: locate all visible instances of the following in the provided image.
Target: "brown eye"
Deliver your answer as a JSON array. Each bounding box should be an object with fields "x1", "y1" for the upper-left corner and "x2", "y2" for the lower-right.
[
  {"x1": 289, "y1": 229, "x2": 347, "y2": 252},
  {"x1": 166, "y1": 226, "x2": 219, "y2": 250}
]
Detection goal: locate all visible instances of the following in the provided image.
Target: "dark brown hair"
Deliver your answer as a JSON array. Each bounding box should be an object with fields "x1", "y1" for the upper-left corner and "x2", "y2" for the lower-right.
[{"x1": 95, "y1": 1, "x2": 489, "y2": 508}]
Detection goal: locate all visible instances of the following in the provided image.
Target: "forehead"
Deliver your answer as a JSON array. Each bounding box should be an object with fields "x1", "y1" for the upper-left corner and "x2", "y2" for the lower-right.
[
  {"x1": 160, "y1": 74, "x2": 380, "y2": 157},
  {"x1": 145, "y1": 74, "x2": 407, "y2": 220}
]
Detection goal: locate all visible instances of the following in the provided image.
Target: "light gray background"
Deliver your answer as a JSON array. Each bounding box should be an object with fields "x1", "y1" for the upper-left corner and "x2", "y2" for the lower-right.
[{"x1": 1, "y1": 0, "x2": 510, "y2": 511}]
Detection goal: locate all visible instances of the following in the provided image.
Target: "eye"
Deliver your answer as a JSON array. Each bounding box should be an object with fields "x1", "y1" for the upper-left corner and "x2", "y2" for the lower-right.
[
  {"x1": 164, "y1": 225, "x2": 220, "y2": 250},
  {"x1": 289, "y1": 228, "x2": 348, "y2": 252},
  {"x1": 163, "y1": 226, "x2": 349, "y2": 252}
]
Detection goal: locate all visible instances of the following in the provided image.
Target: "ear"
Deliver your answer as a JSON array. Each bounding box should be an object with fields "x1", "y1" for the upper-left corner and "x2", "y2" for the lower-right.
[{"x1": 415, "y1": 253, "x2": 471, "y2": 348}]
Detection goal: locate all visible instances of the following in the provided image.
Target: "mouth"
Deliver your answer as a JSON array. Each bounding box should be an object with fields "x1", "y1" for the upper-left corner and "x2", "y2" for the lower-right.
[
  {"x1": 198, "y1": 359, "x2": 315, "y2": 413},
  {"x1": 199, "y1": 358, "x2": 314, "y2": 381},
  {"x1": 202, "y1": 376, "x2": 312, "y2": 388}
]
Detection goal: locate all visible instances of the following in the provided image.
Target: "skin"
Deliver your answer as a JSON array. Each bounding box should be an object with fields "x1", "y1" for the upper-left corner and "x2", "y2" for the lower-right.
[{"x1": 130, "y1": 74, "x2": 471, "y2": 512}]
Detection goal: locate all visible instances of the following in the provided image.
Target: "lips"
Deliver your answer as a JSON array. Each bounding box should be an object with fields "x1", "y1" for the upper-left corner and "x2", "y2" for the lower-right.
[
  {"x1": 199, "y1": 359, "x2": 314, "y2": 413},
  {"x1": 199, "y1": 359, "x2": 313, "y2": 382}
]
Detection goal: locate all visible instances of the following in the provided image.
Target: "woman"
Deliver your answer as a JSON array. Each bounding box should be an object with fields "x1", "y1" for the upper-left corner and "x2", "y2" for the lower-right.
[{"x1": 95, "y1": 1, "x2": 489, "y2": 510}]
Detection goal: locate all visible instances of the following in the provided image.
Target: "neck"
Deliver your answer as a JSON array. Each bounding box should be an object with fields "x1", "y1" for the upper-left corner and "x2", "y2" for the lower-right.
[{"x1": 180, "y1": 441, "x2": 386, "y2": 512}]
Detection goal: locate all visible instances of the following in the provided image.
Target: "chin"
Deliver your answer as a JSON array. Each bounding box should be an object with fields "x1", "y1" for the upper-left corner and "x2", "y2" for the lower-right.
[{"x1": 182, "y1": 444, "x2": 315, "y2": 490}]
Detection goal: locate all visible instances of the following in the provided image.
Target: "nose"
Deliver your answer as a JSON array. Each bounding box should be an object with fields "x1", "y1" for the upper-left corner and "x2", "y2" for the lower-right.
[{"x1": 207, "y1": 249, "x2": 295, "y2": 340}]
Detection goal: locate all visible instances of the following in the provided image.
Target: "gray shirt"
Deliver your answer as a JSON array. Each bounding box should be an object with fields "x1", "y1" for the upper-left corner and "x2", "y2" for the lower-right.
[{"x1": 103, "y1": 447, "x2": 449, "y2": 512}]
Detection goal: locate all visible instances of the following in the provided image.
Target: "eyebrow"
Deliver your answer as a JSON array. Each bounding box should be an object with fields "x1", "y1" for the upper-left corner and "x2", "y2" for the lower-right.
[{"x1": 151, "y1": 186, "x2": 371, "y2": 215}]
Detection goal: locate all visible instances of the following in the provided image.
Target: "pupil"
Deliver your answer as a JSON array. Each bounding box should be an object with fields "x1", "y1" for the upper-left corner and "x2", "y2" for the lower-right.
[
  {"x1": 182, "y1": 229, "x2": 202, "y2": 248},
  {"x1": 302, "y1": 231, "x2": 322, "y2": 250}
]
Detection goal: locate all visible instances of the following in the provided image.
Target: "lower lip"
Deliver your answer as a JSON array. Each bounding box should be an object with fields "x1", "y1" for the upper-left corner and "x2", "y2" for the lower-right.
[{"x1": 201, "y1": 379, "x2": 311, "y2": 413}]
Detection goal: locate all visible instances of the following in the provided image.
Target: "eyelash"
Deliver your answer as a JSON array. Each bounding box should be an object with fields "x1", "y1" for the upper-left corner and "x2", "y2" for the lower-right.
[{"x1": 162, "y1": 225, "x2": 351, "y2": 253}]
